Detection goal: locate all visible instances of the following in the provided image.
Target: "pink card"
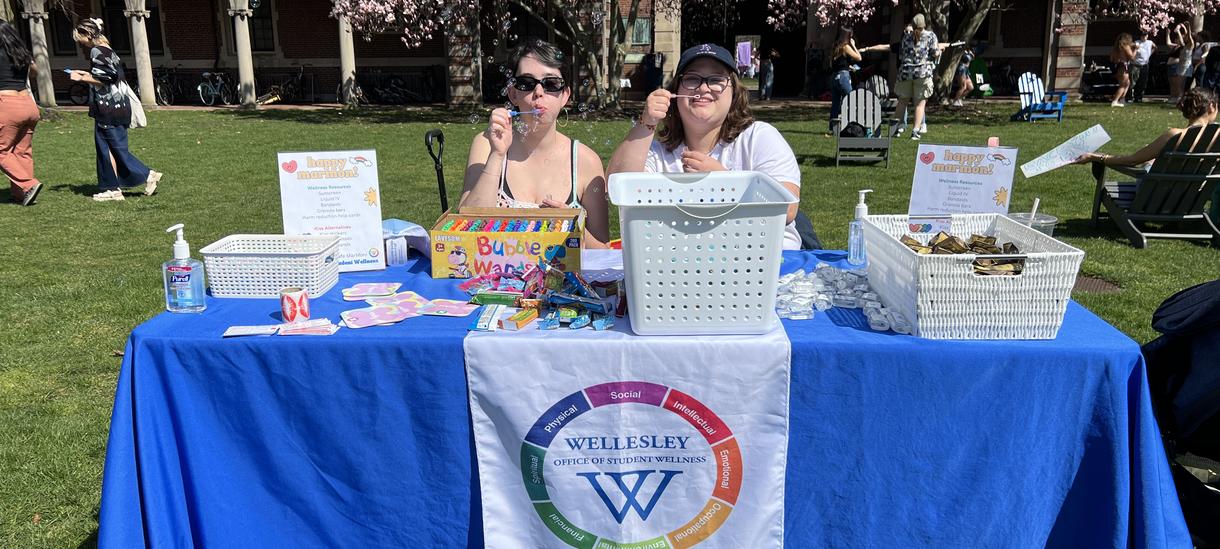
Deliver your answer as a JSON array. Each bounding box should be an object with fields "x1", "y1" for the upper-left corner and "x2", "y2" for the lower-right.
[
  {"x1": 343, "y1": 282, "x2": 403, "y2": 301},
  {"x1": 419, "y1": 299, "x2": 479, "y2": 317}
]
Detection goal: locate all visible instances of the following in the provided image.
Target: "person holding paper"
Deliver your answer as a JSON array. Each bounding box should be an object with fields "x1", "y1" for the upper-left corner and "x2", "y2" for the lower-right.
[
  {"x1": 461, "y1": 39, "x2": 609, "y2": 248},
  {"x1": 608, "y1": 43, "x2": 808, "y2": 250},
  {"x1": 70, "y1": 18, "x2": 162, "y2": 202},
  {"x1": 1074, "y1": 87, "x2": 1216, "y2": 172}
]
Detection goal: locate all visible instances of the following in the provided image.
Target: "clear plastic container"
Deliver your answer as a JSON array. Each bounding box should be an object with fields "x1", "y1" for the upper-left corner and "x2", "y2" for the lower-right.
[{"x1": 1008, "y1": 212, "x2": 1058, "y2": 237}]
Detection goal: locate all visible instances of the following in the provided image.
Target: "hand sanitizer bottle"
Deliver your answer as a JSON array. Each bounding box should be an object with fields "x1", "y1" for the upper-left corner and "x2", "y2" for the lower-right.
[
  {"x1": 162, "y1": 224, "x2": 207, "y2": 313},
  {"x1": 847, "y1": 189, "x2": 873, "y2": 266}
]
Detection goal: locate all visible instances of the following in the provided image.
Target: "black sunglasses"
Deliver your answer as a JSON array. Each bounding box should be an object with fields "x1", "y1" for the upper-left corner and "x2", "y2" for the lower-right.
[{"x1": 512, "y1": 76, "x2": 566, "y2": 93}]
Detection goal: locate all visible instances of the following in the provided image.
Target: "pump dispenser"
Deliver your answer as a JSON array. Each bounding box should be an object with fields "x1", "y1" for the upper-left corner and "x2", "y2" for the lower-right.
[
  {"x1": 162, "y1": 224, "x2": 207, "y2": 313},
  {"x1": 847, "y1": 189, "x2": 873, "y2": 266}
]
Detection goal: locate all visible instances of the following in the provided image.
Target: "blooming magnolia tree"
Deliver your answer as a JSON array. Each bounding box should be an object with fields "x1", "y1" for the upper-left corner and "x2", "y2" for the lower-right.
[
  {"x1": 1094, "y1": 0, "x2": 1220, "y2": 34},
  {"x1": 331, "y1": 0, "x2": 678, "y2": 107}
]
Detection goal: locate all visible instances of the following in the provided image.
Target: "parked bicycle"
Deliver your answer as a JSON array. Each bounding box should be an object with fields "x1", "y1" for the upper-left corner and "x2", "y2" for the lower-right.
[
  {"x1": 258, "y1": 64, "x2": 310, "y2": 105},
  {"x1": 336, "y1": 79, "x2": 368, "y2": 107},
  {"x1": 153, "y1": 64, "x2": 183, "y2": 106},
  {"x1": 198, "y1": 71, "x2": 235, "y2": 106}
]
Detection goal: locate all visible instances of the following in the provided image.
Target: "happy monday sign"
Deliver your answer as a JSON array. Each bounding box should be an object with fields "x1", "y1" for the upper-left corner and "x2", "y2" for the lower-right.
[{"x1": 908, "y1": 143, "x2": 1017, "y2": 220}]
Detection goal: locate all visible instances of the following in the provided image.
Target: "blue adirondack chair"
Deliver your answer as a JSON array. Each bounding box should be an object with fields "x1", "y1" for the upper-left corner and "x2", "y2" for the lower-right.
[{"x1": 1012, "y1": 72, "x2": 1066, "y2": 122}]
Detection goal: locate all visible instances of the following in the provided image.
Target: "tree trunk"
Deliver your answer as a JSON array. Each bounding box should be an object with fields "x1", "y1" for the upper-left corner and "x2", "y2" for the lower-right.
[{"x1": 915, "y1": 0, "x2": 995, "y2": 98}]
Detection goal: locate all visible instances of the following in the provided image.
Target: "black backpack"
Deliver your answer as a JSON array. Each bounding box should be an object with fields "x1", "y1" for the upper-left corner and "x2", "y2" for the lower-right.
[{"x1": 839, "y1": 121, "x2": 867, "y2": 138}]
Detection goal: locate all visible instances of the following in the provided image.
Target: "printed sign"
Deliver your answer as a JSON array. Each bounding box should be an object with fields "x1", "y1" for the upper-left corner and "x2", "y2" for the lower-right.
[
  {"x1": 466, "y1": 330, "x2": 790, "y2": 549},
  {"x1": 279, "y1": 150, "x2": 385, "y2": 272},
  {"x1": 1019, "y1": 124, "x2": 1110, "y2": 178},
  {"x1": 909, "y1": 144, "x2": 1017, "y2": 219}
]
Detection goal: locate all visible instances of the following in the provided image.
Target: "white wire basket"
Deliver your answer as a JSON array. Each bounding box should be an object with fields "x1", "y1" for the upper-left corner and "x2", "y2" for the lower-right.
[
  {"x1": 863, "y1": 214, "x2": 1085, "y2": 340},
  {"x1": 199, "y1": 234, "x2": 341, "y2": 298},
  {"x1": 608, "y1": 171, "x2": 798, "y2": 335}
]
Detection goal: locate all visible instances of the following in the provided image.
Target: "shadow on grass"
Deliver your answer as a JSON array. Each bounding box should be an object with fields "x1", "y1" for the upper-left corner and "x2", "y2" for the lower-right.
[
  {"x1": 1057, "y1": 217, "x2": 1220, "y2": 249},
  {"x1": 213, "y1": 105, "x2": 475, "y2": 125}
]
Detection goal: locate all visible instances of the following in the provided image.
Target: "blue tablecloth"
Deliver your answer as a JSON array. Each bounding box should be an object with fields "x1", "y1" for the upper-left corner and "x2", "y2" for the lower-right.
[{"x1": 98, "y1": 251, "x2": 1190, "y2": 548}]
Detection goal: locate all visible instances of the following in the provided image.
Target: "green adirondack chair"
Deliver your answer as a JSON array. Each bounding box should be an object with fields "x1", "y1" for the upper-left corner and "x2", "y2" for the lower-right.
[{"x1": 1091, "y1": 123, "x2": 1220, "y2": 248}]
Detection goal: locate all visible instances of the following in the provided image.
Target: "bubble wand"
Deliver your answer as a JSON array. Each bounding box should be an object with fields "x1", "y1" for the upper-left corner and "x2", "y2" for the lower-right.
[{"x1": 508, "y1": 108, "x2": 543, "y2": 117}]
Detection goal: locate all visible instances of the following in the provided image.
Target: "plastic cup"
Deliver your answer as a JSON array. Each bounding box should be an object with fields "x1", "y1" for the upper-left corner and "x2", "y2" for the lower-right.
[{"x1": 1010, "y1": 212, "x2": 1058, "y2": 237}]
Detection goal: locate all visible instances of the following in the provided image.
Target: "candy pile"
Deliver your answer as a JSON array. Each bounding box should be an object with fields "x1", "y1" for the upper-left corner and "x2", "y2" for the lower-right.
[
  {"x1": 460, "y1": 251, "x2": 621, "y2": 331},
  {"x1": 899, "y1": 232, "x2": 1026, "y2": 276},
  {"x1": 775, "y1": 263, "x2": 913, "y2": 335}
]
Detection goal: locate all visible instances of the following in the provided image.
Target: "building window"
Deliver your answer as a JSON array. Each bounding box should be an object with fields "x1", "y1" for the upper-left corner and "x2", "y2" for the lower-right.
[
  {"x1": 242, "y1": 1, "x2": 276, "y2": 52},
  {"x1": 100, "y1": 0, "x2": 166, "y2": 55},
  {"x1": 622, "y1": 17, "x2": 652, "y2": 46},
  {"x1": 49, "y1": 11, "x2": 78, "y2": 56}
]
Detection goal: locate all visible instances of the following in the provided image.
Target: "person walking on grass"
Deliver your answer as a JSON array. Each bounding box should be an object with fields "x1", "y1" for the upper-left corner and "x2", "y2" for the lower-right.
[
  {"x1": 1110, "y1": 33, "x2": 1138, "y2": 107},
  {"x1": 759, "y1": 49, "x2": 778, "y2": 101},
  {"x1": 69, "y1": 18, "x2": 161, "y2": 202},
  {"x1": 827, "y1": 29, "x2": 860, "y2": 133},
  {"x1": 1130, "y1": 31, "x2": 1155, "y2": 103},
  {"x1": 861, "y1": 14, "x2": 942, "y2": 140},
  {"x1": 0, "y1": 20, "x2": 42, "y2": 206},
  {"x1": 950, "y1": 45, "x2": 975, "y2": 107}
]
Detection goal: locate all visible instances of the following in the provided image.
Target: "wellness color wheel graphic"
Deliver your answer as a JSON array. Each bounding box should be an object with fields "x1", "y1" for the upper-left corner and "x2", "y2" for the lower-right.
[{"x1": 520, "y1": 381, "x2": 743, "y2": 549}]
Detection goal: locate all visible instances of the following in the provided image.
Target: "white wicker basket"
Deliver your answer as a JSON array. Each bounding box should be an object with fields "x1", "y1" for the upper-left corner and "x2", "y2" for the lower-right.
[
  {"x1": 862, "y1": 214, "x2": 1084, "y2": 340},
  {"x1": 608, "y1": 171, "x2": 798, "y2": 335},
  {"x1": 199, "y1": 234, "x2": 341, "y2": 298}
]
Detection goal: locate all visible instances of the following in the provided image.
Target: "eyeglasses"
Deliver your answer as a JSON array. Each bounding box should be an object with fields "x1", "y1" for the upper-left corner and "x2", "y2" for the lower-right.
[
  {"x1": 512, "y1": 76, "x2": 566, "y2": 93},
  {"x1": 679, "y1": 73, "x2": 731, "y2": 93}
]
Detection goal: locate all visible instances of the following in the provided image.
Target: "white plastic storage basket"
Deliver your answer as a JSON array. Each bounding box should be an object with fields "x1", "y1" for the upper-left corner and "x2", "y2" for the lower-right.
[
  {"x1": 199, "y1": 234, "x2": 341, "y2": 298},
  {"x1": 608, "y1": 171, "x2": 798, "y2": 335},
  {"x1": 863, "y1": 214, "x2": 1085, "y2": 340}
]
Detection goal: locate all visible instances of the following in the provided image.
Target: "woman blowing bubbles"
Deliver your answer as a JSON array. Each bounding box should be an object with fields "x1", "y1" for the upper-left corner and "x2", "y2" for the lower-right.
[
  {"x1": 608, "y1": 44, "x2": 807, "y2": 250},
  {"x1": 461, "y1": 39, "x2": 609, "y2": 248}
]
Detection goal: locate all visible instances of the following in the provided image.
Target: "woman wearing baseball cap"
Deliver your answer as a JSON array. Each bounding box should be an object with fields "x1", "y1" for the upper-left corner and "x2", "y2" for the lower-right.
[{"x1": 608, "y1": 43, "x2": 809, "y2": 250}]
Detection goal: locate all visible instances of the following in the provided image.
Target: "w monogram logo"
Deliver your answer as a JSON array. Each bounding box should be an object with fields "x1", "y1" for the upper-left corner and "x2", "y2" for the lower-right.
[{"x1": 576, "y1": 470, "x2": 683, "y2": 524}]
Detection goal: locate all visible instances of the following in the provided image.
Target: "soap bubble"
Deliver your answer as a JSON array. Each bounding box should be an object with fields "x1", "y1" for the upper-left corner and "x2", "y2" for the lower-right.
[
  {"x1": 591, "y1": 11, "x2": 604, "y2": 26},
  {"x1": 582, "y1": 78, "x2": 591, "y2": 87},
  {"x1": 513, "y1": 120, "x2": 528, "y2": 135},
  {"x1": 468, "y1": 113, "x2": 480, "y2": 125},
  {"x1": 485, "y1": 55, "x2": 494, "y2": 64},
  {"x1": 491, "y1": 38, "x2": 499, "y2": 47},
  {"x1": 604, "y1": 138, "x2": 612, "y2": 147},
  {"x1": 577, "y1": 102, "x2": 588, "y2": 112},
  {"x1": 499, "y1": 86, "x2": 509, "y2": 97},
  {"x1": 503, "y1": 20, "x2": 512, "y2": 31}
]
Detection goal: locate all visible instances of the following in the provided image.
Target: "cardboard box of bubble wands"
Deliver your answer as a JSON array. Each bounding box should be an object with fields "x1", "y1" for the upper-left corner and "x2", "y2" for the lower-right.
[{"x1": 429, "y1": 207, "x2": 584, "y2": 279}]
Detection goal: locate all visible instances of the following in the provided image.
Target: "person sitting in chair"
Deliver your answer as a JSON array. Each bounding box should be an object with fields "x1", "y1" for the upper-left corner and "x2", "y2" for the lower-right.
[
  {"x1": 1074, "y1": 87, "x2": 1217, "y2": 171},
  {"x1": 1073, "y1": 87, "x2": 1219, "y2": 223}
]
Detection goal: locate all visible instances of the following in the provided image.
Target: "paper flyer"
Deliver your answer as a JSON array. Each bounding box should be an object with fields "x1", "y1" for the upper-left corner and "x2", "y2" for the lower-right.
[
  {"x1": 279, "y1": 149, "x2": 385, "y2": 272},
  {"x1": 1020, "y1": 124, "x2": 1110, "y2": 178}
]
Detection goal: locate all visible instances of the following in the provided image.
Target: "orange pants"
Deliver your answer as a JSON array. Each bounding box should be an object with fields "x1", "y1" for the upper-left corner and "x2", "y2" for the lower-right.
[{"x1": 0, "y1": 93, "x2": 41, "y2": 201}]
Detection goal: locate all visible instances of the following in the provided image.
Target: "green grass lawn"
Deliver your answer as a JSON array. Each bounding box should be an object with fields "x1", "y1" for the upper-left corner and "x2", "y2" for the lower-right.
[{"x1": 1, "y1": 101, "x2": 1217, "y2": 546}]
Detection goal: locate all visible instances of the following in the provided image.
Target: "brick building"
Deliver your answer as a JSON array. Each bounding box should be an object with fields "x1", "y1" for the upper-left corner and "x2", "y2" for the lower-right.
[{"x1": 3, "y1": 0, "x2": 681, "y2": 107}]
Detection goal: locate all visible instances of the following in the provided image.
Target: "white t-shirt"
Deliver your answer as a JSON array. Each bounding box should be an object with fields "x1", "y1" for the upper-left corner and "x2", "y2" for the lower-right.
[
  {"x1": 644, "y1": 121, "x2": 803, "y2": 249},
  {"x1": 1134, "y1": 40, "x2": 1154, "y2": 66}
]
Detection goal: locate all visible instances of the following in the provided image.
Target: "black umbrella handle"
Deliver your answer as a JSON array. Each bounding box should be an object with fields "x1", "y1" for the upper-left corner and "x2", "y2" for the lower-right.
[{"x1": 424, "y1": 129, "x2": 448, "y2": 212}]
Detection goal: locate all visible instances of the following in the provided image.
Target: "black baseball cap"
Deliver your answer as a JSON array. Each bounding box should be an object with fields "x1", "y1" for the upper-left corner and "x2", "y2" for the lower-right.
[{"x1": 675, "y1": 43, "x2": 736, "y2": 74}]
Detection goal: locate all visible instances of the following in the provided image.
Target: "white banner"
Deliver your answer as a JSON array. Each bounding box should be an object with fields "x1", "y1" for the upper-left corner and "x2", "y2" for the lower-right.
[
  {"x1": 465, "y1": 324, "x2": 790, "y2": 549},
  {"x1": 278, "y1": 150, "x2": 385, "y2": 272},
  {"x1": 1020, "y1": 124, "x2": 1110, "y2": 178}
]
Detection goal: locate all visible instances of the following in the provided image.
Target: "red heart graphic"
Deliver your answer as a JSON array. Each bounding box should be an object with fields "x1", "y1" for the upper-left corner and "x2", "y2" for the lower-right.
[
  {"x1": 919, "y1": 152, "x2": 935, "y2": 165},
  {"x1": 282, "y1": 160, "x2": 298, "y2": 174}
]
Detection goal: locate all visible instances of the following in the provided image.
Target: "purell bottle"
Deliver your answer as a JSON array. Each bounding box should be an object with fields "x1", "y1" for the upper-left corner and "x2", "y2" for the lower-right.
[{"x1": 162, "y1": 224, "x2": 207, "y2": 313}]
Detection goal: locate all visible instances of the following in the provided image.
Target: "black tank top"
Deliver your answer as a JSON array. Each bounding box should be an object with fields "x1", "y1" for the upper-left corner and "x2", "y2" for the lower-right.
[{"x1": 0, "y1": 60, "x2": 29, "y2": 91}]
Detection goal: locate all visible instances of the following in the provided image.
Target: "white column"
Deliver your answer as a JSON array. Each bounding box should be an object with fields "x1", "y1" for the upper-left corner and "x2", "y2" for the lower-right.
[
  {"x1": 228, "y1": 0, "x2": 257, "y2": 107},
  {"x1": 338, "y1": 16, "x2": 356, "y2": 104},
  {"x1": 20, "y1": 0, "x2": 56, "y2": 107},
  {"x1": 125, "y1": 0, "x2": 156, "y2": 106}
]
